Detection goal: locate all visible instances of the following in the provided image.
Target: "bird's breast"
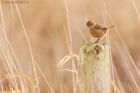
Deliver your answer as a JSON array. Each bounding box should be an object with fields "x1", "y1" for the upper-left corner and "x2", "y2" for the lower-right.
[{"x1": 89, "y1": 28, "x2": 106, "y2": 38}]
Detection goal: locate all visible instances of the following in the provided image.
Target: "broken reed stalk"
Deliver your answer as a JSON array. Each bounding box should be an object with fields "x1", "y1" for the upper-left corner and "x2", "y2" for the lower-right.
[{"x1": 79, "y1": 42, "x2": 111, "y2": 93}]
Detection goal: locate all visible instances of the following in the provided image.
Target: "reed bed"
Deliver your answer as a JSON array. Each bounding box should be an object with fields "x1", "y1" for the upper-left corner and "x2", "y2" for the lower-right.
[{"x1": 0, "y1": 0, "x2": 140, "y2": 93}]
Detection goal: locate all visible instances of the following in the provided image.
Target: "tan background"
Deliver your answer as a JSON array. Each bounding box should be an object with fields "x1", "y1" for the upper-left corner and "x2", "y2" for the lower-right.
[{"x1": 0, "y1": 0, "x2": 140, "y2": 93}]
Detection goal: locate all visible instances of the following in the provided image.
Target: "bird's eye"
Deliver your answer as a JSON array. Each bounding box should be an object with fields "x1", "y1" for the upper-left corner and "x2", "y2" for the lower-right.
[{"x1": 87, "y1": 21, "x2": 93, "y2": 27}]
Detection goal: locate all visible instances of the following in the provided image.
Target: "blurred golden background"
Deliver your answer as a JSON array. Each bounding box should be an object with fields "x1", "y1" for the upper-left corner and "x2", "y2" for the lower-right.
[{"x1": 0, "y1": 0, "x2": 140, "y2": 93}]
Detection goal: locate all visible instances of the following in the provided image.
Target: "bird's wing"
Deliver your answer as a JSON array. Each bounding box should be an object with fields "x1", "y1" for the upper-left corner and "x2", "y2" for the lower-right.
[
  {"x1": 101, "y1": 28, "x2": 108, "y2": 32},
  {"x1": 94, "y1": 24, "x2": 102, "y2": 30}
]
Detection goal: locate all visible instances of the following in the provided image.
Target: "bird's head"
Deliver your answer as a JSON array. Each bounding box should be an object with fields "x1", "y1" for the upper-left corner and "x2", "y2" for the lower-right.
[{"x1": 86, "y1": 21, "x2": 95, "y2": 27}]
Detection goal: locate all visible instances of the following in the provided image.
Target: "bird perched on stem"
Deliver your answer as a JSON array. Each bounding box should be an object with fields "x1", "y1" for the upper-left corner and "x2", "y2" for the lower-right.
[{"x1": 87, "y1": 21, "x2": 114, "y2": 43}]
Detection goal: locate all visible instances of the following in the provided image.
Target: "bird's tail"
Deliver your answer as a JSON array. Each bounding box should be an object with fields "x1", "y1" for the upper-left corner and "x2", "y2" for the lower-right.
[{"x1": 107, "y1": 25, "x2": 115, "y2": 29}]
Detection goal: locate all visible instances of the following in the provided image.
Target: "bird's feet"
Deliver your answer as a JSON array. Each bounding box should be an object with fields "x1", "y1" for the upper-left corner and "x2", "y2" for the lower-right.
[{"x1": 94, "y1": 38, "x2": 100, "y2": 44}]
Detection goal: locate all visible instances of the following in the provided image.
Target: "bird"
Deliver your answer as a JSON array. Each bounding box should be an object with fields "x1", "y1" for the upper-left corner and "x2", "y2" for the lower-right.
[{"x1": 86, "y1": 20, "x2": 114, "y2": 43}]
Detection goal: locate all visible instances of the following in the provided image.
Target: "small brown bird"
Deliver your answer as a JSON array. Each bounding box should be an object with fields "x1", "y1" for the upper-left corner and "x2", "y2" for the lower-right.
[{"x1": 87, "y1": 21, "x2": 113, "y2": 43}]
